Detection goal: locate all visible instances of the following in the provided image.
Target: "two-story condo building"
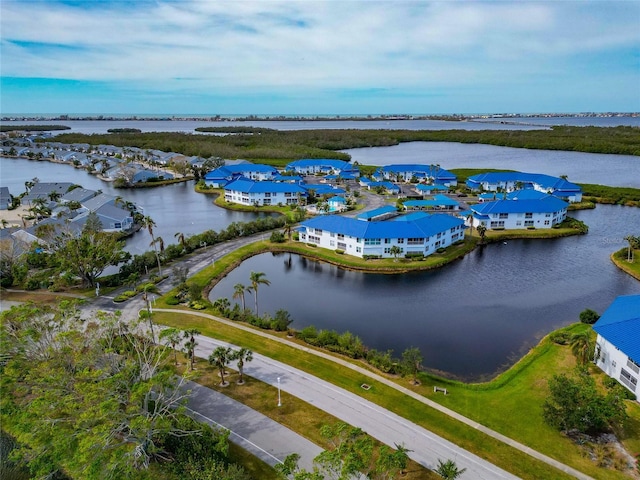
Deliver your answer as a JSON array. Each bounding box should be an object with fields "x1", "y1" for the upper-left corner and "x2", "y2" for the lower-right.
[
  {"x1": 373, "y1": 164, "x2": 458, "y2": 187},
  {"x1": 593, "y1": 295, "x2": 640, "y2": 400},
  {"x1": 224, "y1": 179, "x2": 307, "y2": 206},
  {"x1": 284, "y1": 159, "x2": 360, "y2": 177},
  {"x1": 204, "y1": 164, "x2": 278, "y2": 187},
  {"x1": 298, "y1": 214, "x2": 465, "y2": 258},
  {"x1": 466, "y1": 172, "x2": 583, "y2": 202},
  {"x1": 469, "y1": 195, "x2": 568, "y2": 230}
]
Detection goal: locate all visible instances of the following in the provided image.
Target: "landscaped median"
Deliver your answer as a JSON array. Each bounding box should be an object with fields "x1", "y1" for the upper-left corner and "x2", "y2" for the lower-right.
[{"x1": 151, "y1": 307, "x2": 639, "y2": 480}]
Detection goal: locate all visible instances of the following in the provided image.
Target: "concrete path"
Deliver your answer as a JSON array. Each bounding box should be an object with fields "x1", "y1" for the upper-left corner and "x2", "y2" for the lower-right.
[{"x1": 185, "y1": 381, "x2": 323, "y2": 471}]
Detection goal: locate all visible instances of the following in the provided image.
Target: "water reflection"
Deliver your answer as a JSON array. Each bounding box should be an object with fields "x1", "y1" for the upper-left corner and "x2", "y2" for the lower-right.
[{"x1": 210, "y1": 205, "x2": 640, "y2": 381}]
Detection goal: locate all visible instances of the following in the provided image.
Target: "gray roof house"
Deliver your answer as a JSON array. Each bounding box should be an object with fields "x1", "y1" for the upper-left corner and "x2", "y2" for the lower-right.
[
  {"x1": 73, "y1": 204, "x2": 133, "y2": 233},
  {"x1": 0, "y1": 187, "x2": 11, "y2": 210},
  {"x1": 61, "y1": 188, "x2": 97, "y2": 204},
  {"x1": 82, "y1": 193, "x2": 116, "y2": 211}
]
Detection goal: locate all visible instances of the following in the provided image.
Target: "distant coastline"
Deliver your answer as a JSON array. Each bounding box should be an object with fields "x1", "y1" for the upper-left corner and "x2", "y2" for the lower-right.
[{"x1": 2, "y1": 112, "x2": 638, "y2": 122}]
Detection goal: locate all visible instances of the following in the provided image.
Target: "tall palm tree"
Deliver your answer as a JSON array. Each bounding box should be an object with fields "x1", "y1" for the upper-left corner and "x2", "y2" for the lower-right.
[
  {"x1": 174, "y1": 232, "x2": 186, "y2": 251},
  {"x1": 624, "y1": 235, "x2": 638, "y2": 262},
  {"x1": 141, "y1": 283, "x2": 159, "y2": 343},
  {"x1": 183, "y1": 328, "x2": 200, "y2": 370},
  {"x1": 570, "y1": 331, "x2": 595, "y2": 365},
  {"x1": 209, "y1": 346, "x2": 233, "y2": 386},
  {"x1": 233, "y1": 283, "x2": 247, "y2": 311},
  {"x1": 248, "y1": 271, "x2": 270, "y2": 316},
  {"x1": 233, "y1": 347, "x2": 253, "y2": 384},
  {"x1": 142, "y1": 215, "x2": 162, "y2": 275}
]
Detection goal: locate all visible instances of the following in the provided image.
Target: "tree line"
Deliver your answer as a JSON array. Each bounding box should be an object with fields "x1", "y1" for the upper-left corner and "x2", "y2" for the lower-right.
[{"x1": 53, "y1": 126, "x2": 640, "y2": 168}]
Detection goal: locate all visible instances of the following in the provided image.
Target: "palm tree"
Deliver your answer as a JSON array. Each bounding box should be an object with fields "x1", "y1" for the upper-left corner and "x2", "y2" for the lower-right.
[
  {"x1": 233, "y1": 283, "x2": 247, "y2": 311},
  {"x1": 142, "y1": 216, "x2": 161, "y2": 275},
  {"x1": 624, "y1": 235, "x2": 639, "y2": 262},
  {"x1": 248, "y1": 271, "x2": 270, "y2": 316},
  {"x1": 141, "y1": 283, "x2": 159, "y2": 343},
  {"x1": 174, "y1": 232, "x2": 186, "y2": 252},
  {"x1": 183, "y1": 328, "x2": 200, "y2": 369},
  {"x1": 283, "y1": 219, "x2": 294, "y2": 242},
  {"x1": 570, "y1": 331, "x2": 595, "y2": 365},
  {"x1": 435, "y1": 459, "x2": 467, "y2": 479},
  {"x1": 476, "y1": 223, "x2": 487, "y2": 245},
  {"x1": 209, "y1": 346, "x2": 233, "y2": 386},
  {"x1": 159, "y1": 327, "x2": 182, "y2": 365},
  {"x1": 389, "y1": 245, "x2": 402, "y2": 262},
  {"x1": 233, "y1": 347, "x2": 253, "y2": 384}
]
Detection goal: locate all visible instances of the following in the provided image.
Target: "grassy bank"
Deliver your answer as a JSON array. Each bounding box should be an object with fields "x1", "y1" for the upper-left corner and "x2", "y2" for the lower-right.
[
  {"x1": 153, "y1": 308, "x2": 639, "y2": 480},
  {"x1": 579, "y1": 184, "x2": 640, "y2": 207},
  {"x1": 611, "y1": 248, "x2": 640, "y2": 281}
]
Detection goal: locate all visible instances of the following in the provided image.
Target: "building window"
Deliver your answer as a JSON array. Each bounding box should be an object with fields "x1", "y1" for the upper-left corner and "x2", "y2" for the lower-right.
[
  {"x1": 365, "y1": 238, "x2": 381, "y2": 245},
  {"x1": 384, "y1": 238, "x2": 391, "y2": 244},
  {"x1": 524, "y1": 220, "x2": 534, "y2": 227},
  {"x1": 490, "y1": 221, "x2": 505, "y2": 228},
  {"x1": 620, "y1": 369, "x2": 638, "y2": 391},
  {"x1": 329, "y1": 240, "x2": 335, "y2": 247},
  {"x1": 356, "y1": 246, "x2": 361, "y2": 253},
  {"x1": 308, "y1": 235, "x2": 320, "y2": 244},
  {"x1": 337, "y1": 233, "x2": 344, "y2": 240},
  {"x1": 263, "y1": 199, "x2": 271, "y2": 205},
  {"x1": 437, "y1": 233, "x2": 442, "y2": 238},
  {"x1": 337, "y1": 242, "x2": 347, "y2": 250},
  {"x1": 114, "y1": 222, "x2": 122, "y2": 229},
  {"x1": 330, "y1": 232, "x2": 335, "y2": 237},
  {"x1": 516, "y1": 221, "x2": 522, "y2": 226},
  {"x1": 525, "y1": 212, "x2": 533, "y2": 218},
  {"x1": 544, "y1": 220, "x2": 550, "y2": 226},
  {"x1": 315, "y1": 229, "x2": 323, "y2": 235},
  {"x1": 397, "y1": 238, "x2": 404, "y2": 244},
  {"x1": 628, "y1": 358, "x2": 640, "y2": 374},
  {"x1": 264, "y1": 192, "x2": 271, "y2": 197},
  {"x1": 545, "y1": 213, "x2": 551, "y2": 217},
  {"x1": 407, "y1": 238, "x2": 424, "y2": 245},
  {"x1": 499, "y1": 213, "x2": 508, "y2": 219}
]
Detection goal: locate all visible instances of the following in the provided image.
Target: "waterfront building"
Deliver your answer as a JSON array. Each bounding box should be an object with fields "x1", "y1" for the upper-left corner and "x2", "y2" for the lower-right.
[
  {"x1": 284, "y1": 159, "x2": 360, "y2": 177},
  {"x1": 204, "y1": 164, "x2": 278, "y2": 187},
  {"x1": 298, "y1": 213, "x2": 465, "y2": 258},
  {"x1": 403, "y1": 195, "x2": 460, "y2": 211},
  {"x1": 373, "y1": 164, "x2": 458, "y2": 187},
  {"x1": 468, "y1": 195, "x2": 568, "y2": 230},
  {"x1": 223, "y1": 179, "x2": 307, "y2": 206},
  {"x1": 593, "y1": 295, "x2": 640, "y2": 400},
  {"x1": 466, "y1": 172, "x2": 583, "y2": 202}
]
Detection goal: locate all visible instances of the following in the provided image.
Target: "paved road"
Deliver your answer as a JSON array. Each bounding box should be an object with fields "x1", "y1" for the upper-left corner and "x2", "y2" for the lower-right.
[{"x1": 191, "y1": 333, "x2": 519, "y2": 480}]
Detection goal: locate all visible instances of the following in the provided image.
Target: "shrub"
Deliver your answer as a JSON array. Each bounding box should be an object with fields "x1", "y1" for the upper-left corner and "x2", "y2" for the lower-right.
[
  {"x1": 165, "y1": 296, "x2": 181, "y2": 305},
  {"x1": 550, "y1": 331, "x2": 572, "y2": 345},
  {"x1": 270, "y1": 231, "x2": 285, "y2": 243},
  {"x1": 579, "y1": 308, "x2": 600, "y2": 324},
  {"x1": 436, "y1": 247, "x2": 446, "y2": 253},
  {"x1": 335, "y1": 249, "x2": 345, "y2": 255},
  {"x1": 188, "y1": 301, "x2": 207, "y2": 310}
]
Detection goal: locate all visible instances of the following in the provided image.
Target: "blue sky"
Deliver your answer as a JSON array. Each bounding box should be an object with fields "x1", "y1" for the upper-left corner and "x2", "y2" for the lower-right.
[{"x1": 1, "y1": 0, "x2": 639, "y2": 115}]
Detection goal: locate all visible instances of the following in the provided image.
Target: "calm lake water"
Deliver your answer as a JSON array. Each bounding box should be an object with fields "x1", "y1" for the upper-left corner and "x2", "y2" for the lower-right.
[
  {"x1": 3, "y1": 115, "x2": 638, "y2": 135},
  {"x1": 0, "y1": 157, "x2": 270, "y2": 256},
  {"x1": 209, "y1": 204, "x2": 640, "y2": 381}
]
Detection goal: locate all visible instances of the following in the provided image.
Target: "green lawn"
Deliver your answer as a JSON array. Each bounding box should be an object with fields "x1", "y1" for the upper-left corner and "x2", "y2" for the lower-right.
[
  {"x1": 153, "y1": 308, "x2": 640, "y2": 480},
  {"x1": 611, "y1": 248, "x2": 640, "y2": 281}
]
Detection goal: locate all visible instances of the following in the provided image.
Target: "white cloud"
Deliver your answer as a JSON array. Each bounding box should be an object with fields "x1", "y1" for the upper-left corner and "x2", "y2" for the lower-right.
[{"x1": 1, "y1": 0, "x2": 638, "y2": 93}]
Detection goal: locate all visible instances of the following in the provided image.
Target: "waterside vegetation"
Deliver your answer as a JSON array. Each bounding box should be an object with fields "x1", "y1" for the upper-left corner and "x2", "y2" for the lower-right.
[{"x1": 54, "y1": 126, "x2": 640, "y2": 168}]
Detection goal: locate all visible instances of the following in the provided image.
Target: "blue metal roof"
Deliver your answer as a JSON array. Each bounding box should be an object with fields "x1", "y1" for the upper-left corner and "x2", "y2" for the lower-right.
[
  {"x1": 405, "y1": 196, "x2": 459, "y2": 208},
  {"x1": 224, "y1": 179, "x2": 307, "y2": 194},
  {"x1": 467, "y1": 172, "x2": 581, "y2": 193},
  {"x1": 593, "y1": 295, "x2": 640, "y2": 363},
  {"x1": 471, "y1": 196, "x2": 568, "y2": 214},
  {"x1": 416, "y1": 184, "x2": 449, "y2": 191},
  {"x1": 285, "y1": 159, "x2": 358, "y2": 171},
  {"x1": 375, "y1": 164, "x2": 457, "y2": 180},
  {"x1": 505, "y1": 189, "x2": 549, "y2": 200},
  {"x1": 356, "y1": 205, "x2": 398, "y2": 219},
  {"x1": 301, "y1": 213, "x2": 464, "y2": 239},
  {"x1": 205, "y1": 164, "x2": 277, "y2": 179},
  {"x1": 393, "y1": 212, "x2": 431, "y2": 221},
  {"x1": 304, "y1": 184, "x2": 346, "y2": 195}
]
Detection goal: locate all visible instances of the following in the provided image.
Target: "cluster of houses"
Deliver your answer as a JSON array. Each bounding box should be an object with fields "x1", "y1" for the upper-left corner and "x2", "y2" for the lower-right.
[
  {"x1": 0, "y1": 181, "x2": 139, "y2": 254},
  {"x1": 0, "y1": 137, "x2": 209, "y2": 184}
]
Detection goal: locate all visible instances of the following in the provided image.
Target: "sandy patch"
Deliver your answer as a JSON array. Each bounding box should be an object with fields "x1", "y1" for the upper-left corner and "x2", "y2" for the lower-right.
[{"x1": 0, "y1": 205, "x2": 32, "y2": 228}]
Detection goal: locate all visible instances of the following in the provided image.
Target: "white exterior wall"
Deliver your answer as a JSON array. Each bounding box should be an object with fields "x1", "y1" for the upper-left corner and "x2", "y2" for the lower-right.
[
  {"x1": 299, "y1": 224, "x2": 465, "y2": 258},
  {"x1": 224, "y1": 189, "x2": 300, "y2": 206},
  {"x1": 472, "y1": 208, "x2": 567, "y2": 230},
  {"x1": 595, "y1": 335, "x2": 639, "y2": 399}
]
